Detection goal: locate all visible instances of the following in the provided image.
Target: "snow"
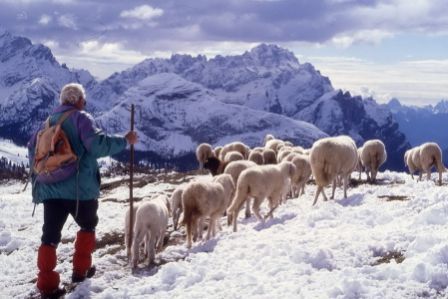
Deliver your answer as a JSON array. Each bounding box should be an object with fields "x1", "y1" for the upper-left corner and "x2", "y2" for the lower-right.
[
  {"x1": 0, "y1": 138, "x2": 29, "y2": 166},
  {"x1": 1, "y1": 170, "x2": 448, "y2": 298}
]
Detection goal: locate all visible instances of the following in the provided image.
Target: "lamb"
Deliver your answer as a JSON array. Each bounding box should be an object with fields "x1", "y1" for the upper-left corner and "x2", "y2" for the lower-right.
[
  {"x1": 360, "y1": 139, "x2": 387, "y2": 183},
  {"x1": 196, "y1": 143, "x2": 214, "y2": 169},
  {"x1": 170, "y1": 186, "x2": 184, "y2": 230},
  {"x1": 227, "y1": 161, "x2": 297, "y2": 232},
  {"x1": 290, "y1": 154, "x2": 312, "y2": 198},
  {"x1": 262, "y1": 148, "x2": 277, "y2": 164},
  {"x1": 407, "y1": 142, "x2": 445, "y2": 184},
  {"x1": 130, "y1": 195, "x2": 171, "y2": 267},
  {"x1": 277, "y1": 147, "x2": 293, "y2": 163},
  {"x1": 248, "y1": 150, "x2": 264, "y2": 165},
  {"x1": 310, "y1": 135, "x2": 358, "y2": 205},
  {"x1": 181, "y1": 174, "x2": 235, "y2": 248},
  {"x1": 203, "y1": 156, "x2": 227, "y2": 176},
  {"x1": 219, "y1": 141, "x2": 250, "y2": 160},
  {"x1": 223, "y1": 151, "x2": 245, "y2": 163}
]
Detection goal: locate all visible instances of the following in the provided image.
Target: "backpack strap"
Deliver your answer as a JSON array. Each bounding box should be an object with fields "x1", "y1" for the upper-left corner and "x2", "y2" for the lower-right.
[{"x1": 55, "y1": 109, "x2": 77, "y2": 126}]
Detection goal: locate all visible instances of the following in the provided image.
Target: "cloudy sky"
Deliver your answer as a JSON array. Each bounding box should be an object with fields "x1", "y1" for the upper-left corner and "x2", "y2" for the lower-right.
[{"x1": 1, "y1": 0, "x2": 447, "y2": 105}]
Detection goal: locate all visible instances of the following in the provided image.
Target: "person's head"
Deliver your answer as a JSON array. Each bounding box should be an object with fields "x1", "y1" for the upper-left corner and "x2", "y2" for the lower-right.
[{"x1": 60, "y1": 83, "x2": 86, "y2": 110}]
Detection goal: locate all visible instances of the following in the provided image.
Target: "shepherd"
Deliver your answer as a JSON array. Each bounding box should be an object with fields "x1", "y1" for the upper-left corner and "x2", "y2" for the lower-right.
[{"x1": 27, "y1": 83, "x2": 138, "y2": 299}]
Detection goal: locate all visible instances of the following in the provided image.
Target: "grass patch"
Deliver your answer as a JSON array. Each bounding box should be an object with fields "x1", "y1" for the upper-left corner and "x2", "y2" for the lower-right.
[
  {"x1": 372, "y1": 250, "x2": 405, "y2": 266},
  {"x1": 378, "y1": 195, "x2": 410, "y2": 201}
]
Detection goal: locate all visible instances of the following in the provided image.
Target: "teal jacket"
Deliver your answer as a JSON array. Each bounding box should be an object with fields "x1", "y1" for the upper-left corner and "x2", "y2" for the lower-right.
[{"x1": 28, "y1": 104, "x2": 127, "y2": 203}]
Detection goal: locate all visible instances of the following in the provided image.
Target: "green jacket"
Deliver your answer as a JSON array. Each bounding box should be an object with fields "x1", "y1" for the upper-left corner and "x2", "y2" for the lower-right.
[{"x1": 28, "y1": 104, "x2": 127, "y2": 203}]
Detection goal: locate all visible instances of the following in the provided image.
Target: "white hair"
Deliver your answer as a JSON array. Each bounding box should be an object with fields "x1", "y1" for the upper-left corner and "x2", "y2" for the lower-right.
[{"x1": 60, "y1": 83, "x2": 85, "y2": 105}]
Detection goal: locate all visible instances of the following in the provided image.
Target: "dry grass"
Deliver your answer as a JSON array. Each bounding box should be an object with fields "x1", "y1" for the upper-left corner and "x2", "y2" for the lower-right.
[
  {"x1": 378, "y1": 195, "x2": 410, "y2": 201},
  {"x1": 371, "y1": 250, "x2": 405, "y2": 266}
]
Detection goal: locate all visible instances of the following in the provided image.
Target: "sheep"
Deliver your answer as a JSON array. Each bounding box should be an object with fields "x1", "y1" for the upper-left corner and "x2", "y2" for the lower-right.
[
  {"x1": 248, "y1": 150, "x2": 264, "y2": 165},
  {"x1": 277, "y1": 147, "x2": 293, "y2": 163},
  {"x1": 264, "y1": 134, "x2": 275, "y2": 145},
  {"x1": 407, "y1": 143, "x2": 445, "y2": 185},
  {"x1": 224, "y1": 151, "x2": 245, "y2": 163},
  {"x1": 262, "y1": 148, "x2": 277, "y2": 164},
  {"x1": 419, "y1": 142, "x2": 445, "y2": 184},
  {"x1": 196, "y1": 143, "x2": 214, "y2": 169},
  {"x1": 181, "y1": 175, "x2": 234, "y2": 248},
  {"x1": 213, "y1": 146, "x2": 223, "y2": 159},
  {"x1": 223, "y1": 160, "x2": 258, "y2": 220},
  {"x1": 131, "y1": 195, "x2": 171, "y2": 267},
  {"x1": 170, "y1": 186, "x2": 184, "y2": 230},
  {"x1": 265, "y1": 139, "x2": 285, "y2": 154},
  {"x1": 251, "y1": 146, "x2": 265, "y2": 153},
  {"x1": 227, "y1": 161, "x2": 297, "y2": 232},
  {"x1": 360, "y1": 139, "x2": 387, "y2": 183},
  {"x1": 290, "y1": 154, "x2": 312, "y2": 198},
  {"x1": 310, "y1": 135, "x2": 358, "y2": 206},
  {"x1": 219, "y1": 141, "x2": 250, "y2": 160}
]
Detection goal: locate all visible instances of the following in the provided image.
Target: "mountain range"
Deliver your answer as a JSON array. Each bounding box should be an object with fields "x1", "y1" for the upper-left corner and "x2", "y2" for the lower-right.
[{"x1": 0, "y1": 30, "x2": 410, "y2": 171}]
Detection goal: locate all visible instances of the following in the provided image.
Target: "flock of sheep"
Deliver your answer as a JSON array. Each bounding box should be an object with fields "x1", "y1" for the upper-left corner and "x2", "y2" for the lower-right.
[{"x1": 124, "y1": 134, "x2": 445, "y2": 268}]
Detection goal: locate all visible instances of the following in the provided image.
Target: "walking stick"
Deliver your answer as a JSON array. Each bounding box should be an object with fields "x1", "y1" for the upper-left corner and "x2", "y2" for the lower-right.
[{"x1": 128, "y1": 104, "x2": 135, "y2": 261}]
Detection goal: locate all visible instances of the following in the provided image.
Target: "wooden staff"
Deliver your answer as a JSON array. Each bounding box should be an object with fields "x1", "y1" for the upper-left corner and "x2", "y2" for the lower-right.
[{"x1": 128, "y1": 104, "x2": 135, "y2": 258}]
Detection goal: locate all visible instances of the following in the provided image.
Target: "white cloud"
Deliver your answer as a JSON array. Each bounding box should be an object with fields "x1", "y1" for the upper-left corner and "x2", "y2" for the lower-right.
[
  {"x1": 304, "y1": 55, "x2": 448, "y2": 105},
  {"x1": 38, "y1": 14, "x2": 52, "y2": 25},
  {"x1": 120, "y1": 5, "x2": 163, "y2": 21},
  {"x1": 331, "y1": 30, "x2": 394, "y2": 48},
  {"x1": 58, "y1": 14, "x2": 77, "y2": 29}
]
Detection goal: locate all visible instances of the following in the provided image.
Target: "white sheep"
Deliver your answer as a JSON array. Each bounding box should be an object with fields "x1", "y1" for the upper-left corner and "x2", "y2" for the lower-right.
[
  {"x1": 227, "y1": 161, "x2": 297, "y2": 232},
  {"x1": 290, "y1": 154, "x2": 312, "y2": 198},
  {"x1": 360, "y1": 139, "x2": 387, "y2": 183},
  {"x1": 262, "y1": 148, "x2": 277, "y2": 164},
  {"x1": 131, "y1": 195, "x2": 171, "y2": 267},
  {"x1": 196, "y1": 143, "x2": 214, "y2": 169},
  {"x1": 277, "y1": 147, "x2": 293, "y2": 163},
  {"x1": 220, "y1": 141, "x2": 250, "y2": 160},
  {"x1": 310, "y1": 135, "x2": 358, "y2": 205},
  {"x1": 265, "y1": 139, "x2": 285, "y2": 154},
  {"x1": 181, "y1": 174, "x2": 234, "y2": 248},
  {"x1": 170, "y1": 186, "x2": 184, "y2": 230},
  {"x1": 213, "y1": 146, "x2": 223, "y2": 159},
  {"x1": 407, "y1": 142, "x2": 445, "y2": 184},
  {"x1": 264, "y1": 134, "x2": 275, "y2": 145},
  {"x1": 248, "y1": 150, "x2": 264, "y2": 165},
  {"x1": 124, "y1": 204, "x2": 139, "y2": 259},
  {"x1": 224, "y1": 151, "x2": 245, "y2": 163},
  {"x1": 223, "y1": 160, "x2": 258, "y2": 220}
]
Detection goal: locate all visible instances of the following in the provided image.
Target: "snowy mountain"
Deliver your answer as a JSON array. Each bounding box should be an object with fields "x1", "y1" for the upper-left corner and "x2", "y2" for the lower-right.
[
  {"x1": 0, "y1": 30, "x2": 97, "y2": 145},
  {"x1": 386, "y1": 98, "x2": 448, "y2": 164},
  {"x1": 98, "y1": 73, "x2": 328, "y2": 170},
  {"x1": 0, "y1": 30, "x2": 410, "y2": 170},
  {"x1": 90, "y1": 43, "x2": 409, "y2": 170}
]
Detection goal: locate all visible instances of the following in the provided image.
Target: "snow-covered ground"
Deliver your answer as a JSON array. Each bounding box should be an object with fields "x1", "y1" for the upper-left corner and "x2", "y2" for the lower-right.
[
  {"x1": 1, "y1": 170, "x2": 448, "y2": 298},
  {"x1": 0, "y1": 138, "x2": 29, "y2": 166}
]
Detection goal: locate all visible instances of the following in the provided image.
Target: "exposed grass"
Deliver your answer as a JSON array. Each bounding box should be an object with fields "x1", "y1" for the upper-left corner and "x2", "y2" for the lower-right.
[
  {"x1": 371, "y1": 250, "x2": 405, "y2": 266},
  {"x1": 378, "y1": 195, "x2": 410, "y2": 201}
]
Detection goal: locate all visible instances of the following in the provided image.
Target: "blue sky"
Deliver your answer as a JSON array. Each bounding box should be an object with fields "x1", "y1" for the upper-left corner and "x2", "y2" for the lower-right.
[{"x1": 1, "y1": 0, "x2": 447, "y2": 105}]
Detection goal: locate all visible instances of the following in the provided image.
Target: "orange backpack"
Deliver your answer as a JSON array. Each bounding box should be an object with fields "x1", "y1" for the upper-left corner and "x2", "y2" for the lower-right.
[{"x1": 33, "y1": 110, "x2": 78, "y2": 183}]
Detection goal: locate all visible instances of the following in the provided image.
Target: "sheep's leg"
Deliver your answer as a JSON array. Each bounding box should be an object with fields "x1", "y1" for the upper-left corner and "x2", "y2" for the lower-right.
[
  {"x1": 439, "y1": 171, "x2": 443, "y2": 185},
  {"x1": 418, "y1": 172, "x2": 422, "y2": 181},
  {"x1": 313, "y1": 186, "x2": 322, "y2": 206},
  {"x1": 131, "y1": 229, "x2": 145, "y2": 268},
  {"x1": 426, "y1": 170, "x2": 431, "y2": 181},
  {"x1": 343, "y1": 175, "x2": 349, "y2": 198},
  {"x1": 331, "y1": 179, "x2": 337, "y2": 200},
  {"x1": 186, "y1": 217, "x2": 197, "y2": 249},
  {"x1": 300, "y1": 183, "x2": 305, "y2": 196},
  {"x1": 197, "y1": 217, "x2": 204, "y2": 240},
  {"x1": 245, "y1": 198, "x2": 251, "y2": 218},
  {"x1": 252, "y1": 197, "x2": 264, "y2": 223},
  {"x1": 366, "y1": 170, "x2": 371, "y2": 182},
  {"x1": 147, "y1": 234, "x2": 156, "y2": 265},
  {"x1": 206, "y1": 217, "x2": 214, "y2": 240}
]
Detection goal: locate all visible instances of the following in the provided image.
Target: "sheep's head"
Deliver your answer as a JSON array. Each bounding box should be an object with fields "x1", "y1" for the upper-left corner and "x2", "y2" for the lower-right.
[{"x1": 203, "y1": 157, "x2": 221, "y2": 176}]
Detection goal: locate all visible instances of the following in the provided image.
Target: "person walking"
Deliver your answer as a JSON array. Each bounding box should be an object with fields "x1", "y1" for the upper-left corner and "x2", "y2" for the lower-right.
[{"x1": 27, "y1": 83, "x2": 138, "y2": 298}]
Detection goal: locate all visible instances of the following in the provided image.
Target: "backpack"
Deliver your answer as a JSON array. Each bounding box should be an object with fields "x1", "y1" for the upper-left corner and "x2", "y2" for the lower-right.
[{"x1": 33, "y1": 110, "x2": 78, "y2": 184}]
